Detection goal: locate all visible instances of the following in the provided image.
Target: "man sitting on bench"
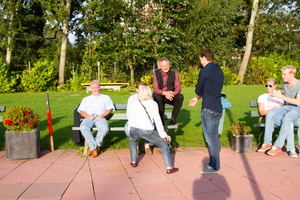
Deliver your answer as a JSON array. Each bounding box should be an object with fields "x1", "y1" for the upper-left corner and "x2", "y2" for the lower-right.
[{"x1": 77, "y1": 80, "x2": 115, "y2": 158}]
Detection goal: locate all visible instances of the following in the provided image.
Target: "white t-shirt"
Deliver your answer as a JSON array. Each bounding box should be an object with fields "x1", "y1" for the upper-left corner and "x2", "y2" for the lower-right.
[
  {"x1": 128, "y1": 99, "x2": 167, "y2": 138},
  {"x1": 77, "y1": 93, "x2": 115, "y2": 115},
  {"x1": 257, "y1": 91, "x2": 284, "y2": 110}
]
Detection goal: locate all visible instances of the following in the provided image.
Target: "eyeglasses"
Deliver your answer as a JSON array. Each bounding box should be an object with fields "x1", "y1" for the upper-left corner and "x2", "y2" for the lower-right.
[{"x1": 265, "y1": 85, "x2": 272, "y2": 88}]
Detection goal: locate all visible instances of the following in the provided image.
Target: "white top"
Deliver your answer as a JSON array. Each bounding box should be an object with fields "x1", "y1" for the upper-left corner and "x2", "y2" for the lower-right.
[
  {"x1": 126, "y1": 93, "x2": 138, "y2": 119},
  {"x1": 77, "y1": 93, "x2": 115, "y2": 115},
  {"x1": 128, "y1": 99, "x2": 167, "y2": 138},
  {"x1": 257, "y1": 90, "x2": 284, "y2": 110}
]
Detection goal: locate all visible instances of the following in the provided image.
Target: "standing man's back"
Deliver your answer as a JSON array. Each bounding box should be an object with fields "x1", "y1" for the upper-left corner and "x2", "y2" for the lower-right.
[{"x1": 189, "y1": 48, "x2": 224, "y2": 174}]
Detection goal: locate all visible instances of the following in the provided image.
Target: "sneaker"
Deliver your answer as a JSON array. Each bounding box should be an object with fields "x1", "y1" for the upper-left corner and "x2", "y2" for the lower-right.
[
  {"x1": 144, "y1": 143, "x2": 152, "y2": 155},
  {"x1": 200, "y1": 166, "x2": 219, "y2": 174},
  {"x1": 205, "y1": 161, "x2": 210, "y2": 167},
  {"x1": 170, "y1": 119, "x2": 179, "y2": 126},
  {"x1": 257, "y1": 143, "x2": 272, "y2": 152},
  {"x1": 289, "y1": 149, "x2": 298, "y2": 158},
  {"x1": 267, "y1": 145, "x2": 282, "y2": 155}
]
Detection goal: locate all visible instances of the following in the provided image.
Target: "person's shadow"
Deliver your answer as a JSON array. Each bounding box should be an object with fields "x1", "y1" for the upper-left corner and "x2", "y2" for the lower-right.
[{"x1": 193, "y1": 160, "x2": 230, "y2": 199}]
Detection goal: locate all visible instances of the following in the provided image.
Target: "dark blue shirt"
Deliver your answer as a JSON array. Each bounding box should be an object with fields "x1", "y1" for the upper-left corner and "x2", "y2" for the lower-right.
[{"x1": 195, "y1": 62, "x2": 224, "y2": 112}]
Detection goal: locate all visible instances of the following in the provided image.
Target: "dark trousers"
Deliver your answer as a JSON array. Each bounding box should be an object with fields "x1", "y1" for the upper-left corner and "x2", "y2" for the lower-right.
[{"x1": 153, "y1": 93, "x2": 184, "y2": 124}]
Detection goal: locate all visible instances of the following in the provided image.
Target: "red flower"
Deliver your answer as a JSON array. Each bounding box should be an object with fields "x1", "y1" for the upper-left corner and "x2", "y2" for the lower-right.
[
  {"x1": 35, "y1": 119, "x2": 38, "y2": 123},
  {"x1": 20, "y1": 119, "x2": 24, "y2": 123},
  {"x1": 24, "y1": 110, "x2": 29, "y2": 114},
  {"x1": 5, "y1": 120, "x2": 10, "y2": 125},
  {"x1": 27, "y1": 115, "x2": 31, "y2": 118},
  {"x1": 28, "y1": 122, "x2": 32, "y2": 126},
  {"x1": 35, "y1": 115, "x2": 39, "y2": 117},
  {"x1": 10, "y1": 122, "x2": 15, "y2": 126}
]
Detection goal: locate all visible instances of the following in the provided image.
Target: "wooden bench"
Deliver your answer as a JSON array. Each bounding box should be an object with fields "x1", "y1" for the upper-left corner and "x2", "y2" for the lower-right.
[
  {"x1": 81, "y1": 83, "x2": 129, "y2": 93},
  {"x1": 250, "y1": 100, "x2": 299, "y2": 143},
  {"x1": 72, "y1": 103, "x2": 178, "y2": 156},
  {"x1": 0, "y1": 105, "x2": 6, "y2": 122}
]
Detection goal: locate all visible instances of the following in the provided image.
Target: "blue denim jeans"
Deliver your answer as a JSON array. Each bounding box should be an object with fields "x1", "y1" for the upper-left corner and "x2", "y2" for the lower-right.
[
  {"x1": 264, "y1": 106, "x2": 300, "y2": 150},
  {"x1": 129, "y1": 127, "x2": 172, "y2": 168},
  {"x1": 201, "y1": 108, "x2": 222, "y2": 171},
  {"x1": 125, "y1": 122, "x2": 153, "y2": 145},
  {"x1": 80, "y1": 117, "x2": 109, "y2": 150}
]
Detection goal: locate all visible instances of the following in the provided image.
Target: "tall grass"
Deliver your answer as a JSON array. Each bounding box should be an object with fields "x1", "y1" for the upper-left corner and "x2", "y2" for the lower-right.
[{"x1": 0, "y1": 85, "x2": 278, "y2": 151}]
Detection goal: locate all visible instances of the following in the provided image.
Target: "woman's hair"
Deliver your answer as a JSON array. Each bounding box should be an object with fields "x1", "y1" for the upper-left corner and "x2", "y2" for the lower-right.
[
  {"x1": 267, "y1": 78, "x2": 277, "y2": 85},
  {"x1": 138, "y1": 86, "x2": 152, "y2": 101},
  {"x1": 136, "y1": 81, "x2": 147, "y2": 89}
]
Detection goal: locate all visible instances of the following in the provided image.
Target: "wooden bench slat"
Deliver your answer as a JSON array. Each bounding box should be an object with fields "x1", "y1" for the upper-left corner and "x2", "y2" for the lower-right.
[
  {"x1": 72, "y1": 125, "x2": 178, "y2": 131},
  {"x1": 0, "y1": 115, "x2": 3, "y2": 123},
  {"x1": 249, "y1": 101, "x2": 258, "y2": 107},
  {"x1": 251, "y1": 110, "x2": 261, "y2": 118}
]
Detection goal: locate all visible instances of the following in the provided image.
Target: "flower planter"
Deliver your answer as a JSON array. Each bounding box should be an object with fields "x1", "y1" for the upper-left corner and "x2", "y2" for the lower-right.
[
  {"x1": 5, "y1": 126, "x2": 40, "y2": 161},
  {"x1": 230, "y1": 133, "x2": 253, "y2": 153}
]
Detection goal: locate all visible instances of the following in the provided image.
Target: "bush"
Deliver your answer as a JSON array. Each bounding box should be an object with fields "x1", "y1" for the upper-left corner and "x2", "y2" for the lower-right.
[
  {"x1": 0, "y1": 59, "x2": 19, "y2": 93},
  {"x1": 179, "y1": 67, "x2": 199, "y2": 87},
  {"x1": 221, "y1": 66, "x2": 240, "y2": 86},
  {"x1": 140, "y1": 71, "x2": 153, "y2": 87},
  {"x1": 21, "y1": 59, "x2": 58, "y2": 92},
  {"x1": 244, "y1": 52, "x2": 300, "y2": 85}
]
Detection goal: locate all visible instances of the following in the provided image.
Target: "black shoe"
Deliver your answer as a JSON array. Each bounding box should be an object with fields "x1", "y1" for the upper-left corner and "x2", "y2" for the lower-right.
[{"x1": 170, "y1": 119, "x2": 179, "y2": 126}]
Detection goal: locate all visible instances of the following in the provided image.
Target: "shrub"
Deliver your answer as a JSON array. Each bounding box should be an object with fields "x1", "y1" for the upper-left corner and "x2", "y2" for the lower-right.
[
  {"x1": 221, "y1": 66, "x2": 240, "y2": 86},
  {"x1": 0, "y1": 59, "x2": 19, "y2": 93},
  {"x1": 3, "y1": 106, "x2": 40, "y2": 132},
  {"x1": 140, "y1": 71, "x2": 153, "y2": 87},
  {"x1": 179, "y1": 67, "x2": 199, "y2": 87},
  {"x1": 21, "y1": 59, "x2": 58, "y2": 92},
  {"x1": 244, "y1": 52, "x2": 300, "y2": 85}
]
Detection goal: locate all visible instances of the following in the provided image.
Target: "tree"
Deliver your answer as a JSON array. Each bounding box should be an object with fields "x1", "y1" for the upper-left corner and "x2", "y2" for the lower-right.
[{"x1": 238, "y1": 0, "x2": 259, "y2": 85}]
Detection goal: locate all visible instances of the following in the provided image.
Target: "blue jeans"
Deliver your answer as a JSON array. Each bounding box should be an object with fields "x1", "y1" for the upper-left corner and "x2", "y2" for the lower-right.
[
  {"x1": 264, "y1": 106, "x2": 300, "y2": 150},
  {"x1": 80, "y1": 117, "x2": 109, "y2": 150},
  {"x1": 124, "y1": 122, "x2": 153, "y2": 145},
  {"x1": 201, "y1": 108, "x2": 222, "y2": 171},
  {"x1": 129, "y1": 127, "x2": 172, "y2": 168}
]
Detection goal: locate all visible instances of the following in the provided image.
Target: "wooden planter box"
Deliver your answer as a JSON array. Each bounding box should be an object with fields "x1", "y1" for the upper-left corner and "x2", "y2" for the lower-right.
[
  {"x1": 5, "y1": 126, "x2": 40, "y2": 161},
  {"x1": 230, "y1": 133, "x2": 253, "y2": 153}
]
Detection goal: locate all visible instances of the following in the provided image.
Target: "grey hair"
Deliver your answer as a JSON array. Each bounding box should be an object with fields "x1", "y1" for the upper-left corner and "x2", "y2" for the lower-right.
[
  {"x1": 138, "y1": 86, "x2": 152, "y2": 101},
  {"x1": 90, "y1": 80, "x2": 100, "y2": 88},
  {"x1": 159, "y1": 57, "x2": 170, "y2": 68}
]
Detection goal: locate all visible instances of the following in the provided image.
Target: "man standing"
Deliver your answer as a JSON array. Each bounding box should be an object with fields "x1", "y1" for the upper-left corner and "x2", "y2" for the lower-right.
[
  {"x1": 78, "y1": 80, "x2": 115, "y2": 158},
  {"x1": 153, "y1": 57, "x2": 184, "y2": 126},
  {"x1": 189, "y1": 49, "x2": 224, "y2": 174},
  {"x1": 258, "y1": 65, "x2": 300, "y2": 157}
]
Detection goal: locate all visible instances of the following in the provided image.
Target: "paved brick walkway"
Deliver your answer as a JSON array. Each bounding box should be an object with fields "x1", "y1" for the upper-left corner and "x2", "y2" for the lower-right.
[{"x1": 0, "y1": 147, "x2": 299, "y2": 199}]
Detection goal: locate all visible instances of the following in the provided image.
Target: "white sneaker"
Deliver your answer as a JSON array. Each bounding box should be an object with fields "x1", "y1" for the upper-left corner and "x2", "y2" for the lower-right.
[{"x1": 289, "y1": 149, "x2": 298, "y2": 158}]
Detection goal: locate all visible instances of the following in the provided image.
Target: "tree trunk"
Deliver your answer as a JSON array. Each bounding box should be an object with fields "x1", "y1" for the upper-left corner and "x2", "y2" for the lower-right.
[
  {"x1": 58, "y1": 0, "x2": 71, "y2": 86},
  {"x1": 6, "y1": 11, "x2": 14, "y2": 71},
  {"x1": 129, "y1": 63, "x2": 134, "y2": 86},
  {"x1": 238, "y1": 0, "x2": 259, "y2": 85}
]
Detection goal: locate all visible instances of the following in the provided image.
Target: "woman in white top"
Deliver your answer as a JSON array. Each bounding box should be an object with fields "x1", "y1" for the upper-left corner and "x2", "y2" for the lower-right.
[{"x1": 128, "y1": 86, "x2": 179, "y2": 174}]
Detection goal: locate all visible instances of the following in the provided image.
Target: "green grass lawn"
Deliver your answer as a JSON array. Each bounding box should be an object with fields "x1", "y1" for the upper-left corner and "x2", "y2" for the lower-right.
[{"x1": 0, "y1": 85, "x2": 286, "y2": 151}]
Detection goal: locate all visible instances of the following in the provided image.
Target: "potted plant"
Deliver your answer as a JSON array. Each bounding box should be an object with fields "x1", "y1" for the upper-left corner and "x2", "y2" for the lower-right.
[
  {"x1": 230, "y1": 122, "x2": 253, "y2": 152},
  {"x1": 3, "y1": 106, "x2": 40, "y2": 160}
]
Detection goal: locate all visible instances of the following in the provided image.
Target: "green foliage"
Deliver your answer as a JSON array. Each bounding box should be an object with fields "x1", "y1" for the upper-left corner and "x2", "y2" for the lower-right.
[
  {"x1": 221, "y1": 66, "x2": 240, "y2": 86},
  {"x1": 140, "y1": 71, "x2": 153, "y2": 87},
  {"x1": 3, "y1": 106, "x2": 39, "y2": 132},
  {"x1": 21, "y1": 59, "x2": 58, "y2": 92},
  {"x1": 230, "y1": 122, "x2": 250, "y2": 136},
  {"x1": 179, "y1": 67, "x2": 199, "y2": 87},
  {"x1": 65, "y1": 71, "x2": 86, "y2": 92},
  {"x1": 0, "y1": 59, "x2": 19, "y2": 93},
  {"x1": 244, "y1": 53, "x2": 300, "y2": 85}
]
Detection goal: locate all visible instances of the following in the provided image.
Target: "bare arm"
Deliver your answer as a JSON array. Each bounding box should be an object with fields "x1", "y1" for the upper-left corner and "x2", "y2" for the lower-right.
[
  {"x1": 80, "y1": 111, "x2": 95, "y2": 120},
  {"x1": 274, "y1": 90, "x2": 300, "y2": 106},
  {"x1": 189, "y1": 95, "x2": 202, "y2": 106},
  {"x1": 95, "y1": 109, "x2": 112, "y2": 121}
]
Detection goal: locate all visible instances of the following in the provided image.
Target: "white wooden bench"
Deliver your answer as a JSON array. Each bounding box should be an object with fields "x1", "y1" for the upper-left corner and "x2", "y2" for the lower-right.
[
  {"x1": 0, "y1": 105, "x2": 6, "y2": 122},
  {"x1": 72, "y1": 103, "x2": 178, "y2": 156},
  {"x1": 81, "y1": 83, "x2": 129, "y2": 93}
]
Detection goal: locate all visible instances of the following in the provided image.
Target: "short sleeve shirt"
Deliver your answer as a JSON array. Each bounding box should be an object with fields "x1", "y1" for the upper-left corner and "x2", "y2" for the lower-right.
[
  {"x1": 257, "y1": 91, "x2": 284, "y2": 110},
  {"x1": 77, "y1": 93, "x2": 115, "y2": 115},
  {"x1": 283, "y1": 80, "x2": 300, "y2": 106}
]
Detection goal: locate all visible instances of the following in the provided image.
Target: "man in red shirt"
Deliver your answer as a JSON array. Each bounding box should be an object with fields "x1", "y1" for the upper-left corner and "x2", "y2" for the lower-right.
[{"x1": 153, "y1": 57, "x2": 184, "y2": 126}]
